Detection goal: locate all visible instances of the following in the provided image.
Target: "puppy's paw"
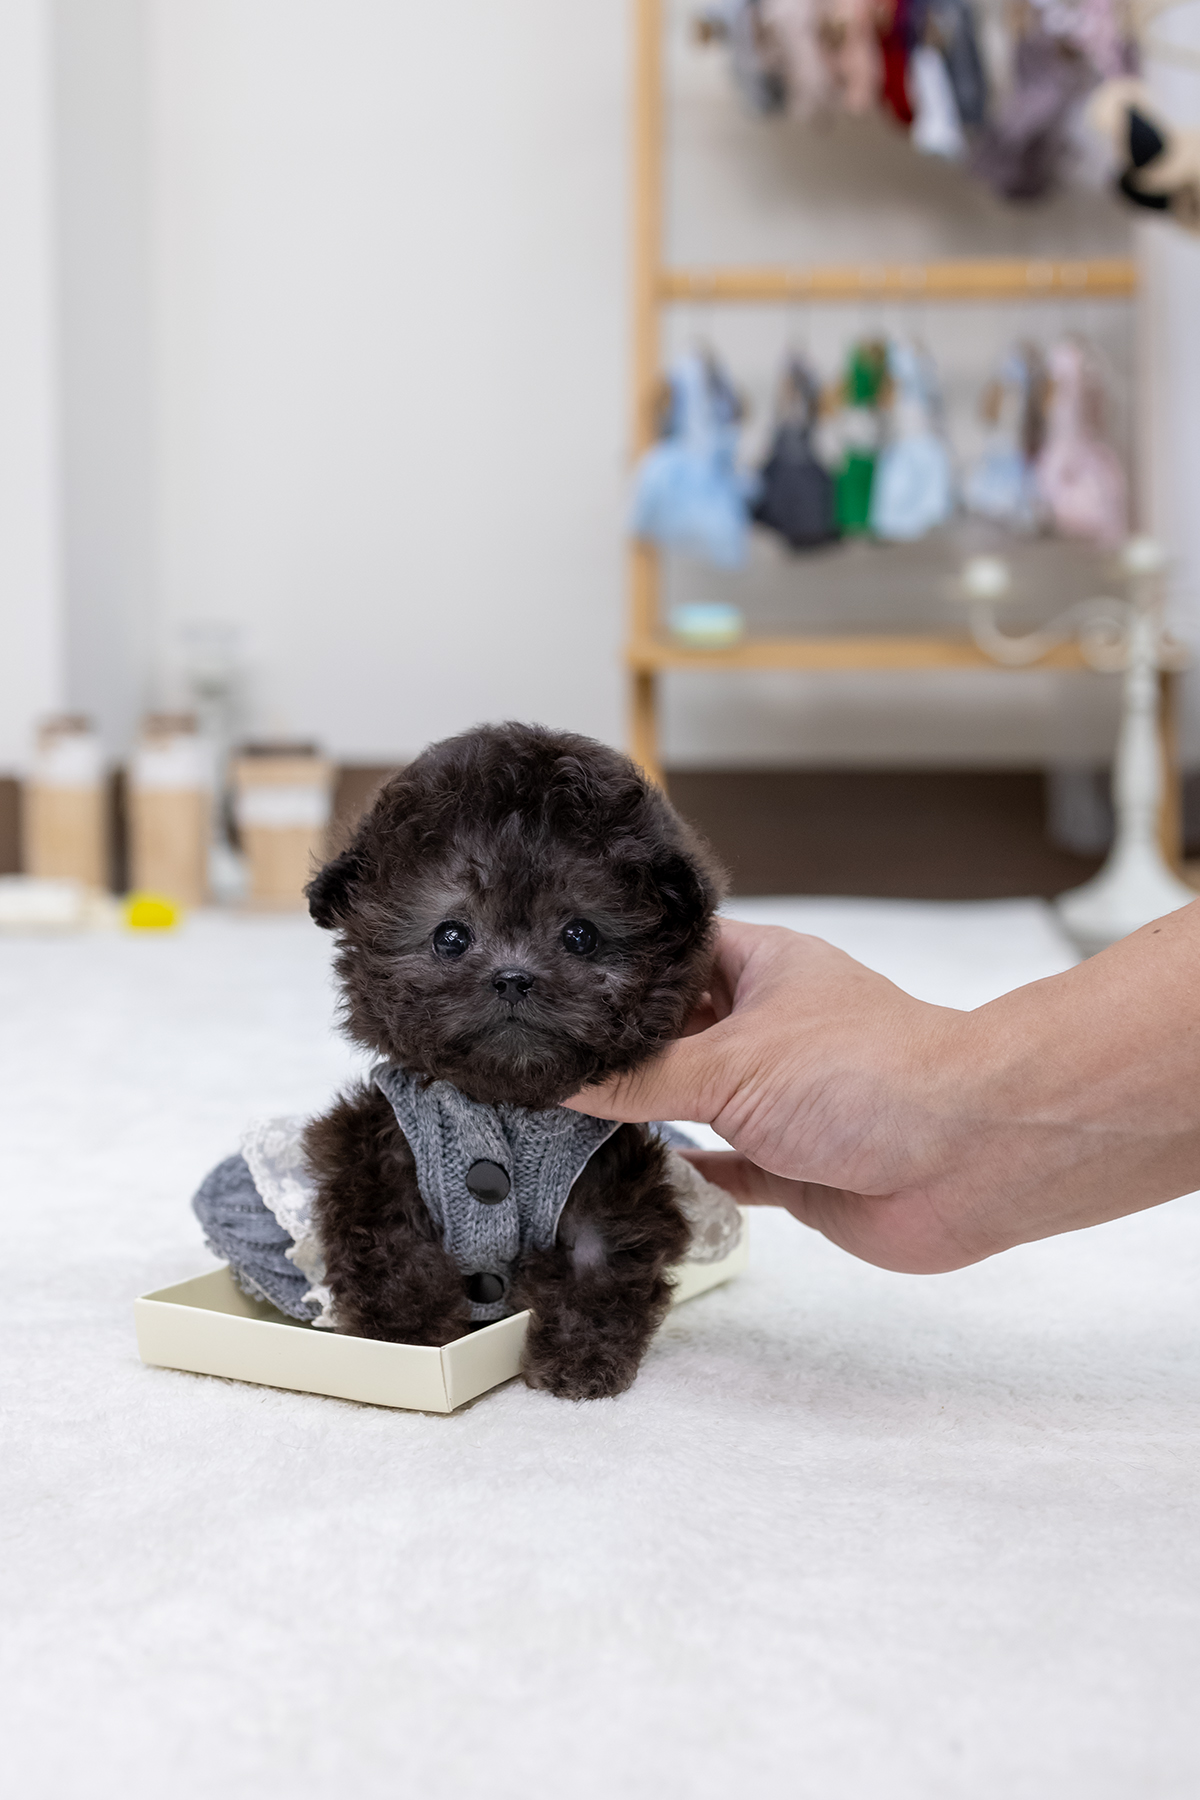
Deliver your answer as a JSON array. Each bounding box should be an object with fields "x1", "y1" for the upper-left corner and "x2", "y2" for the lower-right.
[
  {"x1": 336, "y1": 1310, "x2": 467, "y2": 1348},
  {"x1": 520, "y1": 1343, "x2": 640, "y2": 1401}
]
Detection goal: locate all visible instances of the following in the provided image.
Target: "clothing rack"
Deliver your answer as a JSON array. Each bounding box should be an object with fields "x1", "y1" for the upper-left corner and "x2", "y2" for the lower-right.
[{"x1": 623, "y1": 0, "x2": 1180, "y2": 852}]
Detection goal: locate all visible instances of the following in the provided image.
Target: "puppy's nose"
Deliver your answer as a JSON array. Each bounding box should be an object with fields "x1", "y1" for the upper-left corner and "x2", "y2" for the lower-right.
[{"x1": 492, "y1": 968, "x2": 534, "y2": 1001}]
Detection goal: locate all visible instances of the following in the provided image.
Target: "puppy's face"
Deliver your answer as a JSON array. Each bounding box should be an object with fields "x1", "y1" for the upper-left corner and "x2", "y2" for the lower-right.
[{"x1": 308, "y1": 725, "x2": 723, "y2": 1109}]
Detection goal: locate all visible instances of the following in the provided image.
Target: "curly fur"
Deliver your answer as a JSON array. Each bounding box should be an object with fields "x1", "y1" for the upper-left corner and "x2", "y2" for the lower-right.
[
  {"x1": 302, "y1": 722, "x2": 724, "y2": 1398},
  {"x1": 513, "y1": 1125, "x2": 691, "y2": 1399},
  {"x1": 305, "y1": 1083, "x2": 470, "y2": 1346}
]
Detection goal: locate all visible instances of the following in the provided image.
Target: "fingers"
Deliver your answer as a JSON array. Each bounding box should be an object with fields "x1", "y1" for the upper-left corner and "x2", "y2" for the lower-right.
[
  {"x1": 683, "y1": 1149, "x2": 990, "y2": 1275},
  {"x1": 679, "y1": 992, "x2": 720, "y2": 1037},
  {"x1": 775, "y1": 1180, "x2": 988, "y2": 1275},
  {"x1": 564, "y1": 919, "x2": 813, "y2": 1124},
  {"x1": 681, "y1": 1152, "x2": 849, "y2": 1221},
  {"x1": 683, "y1": 1148, "x2": 854, "y2": 1228},
  {"x1": 705, "y1": 916, "x2": 770, "y2": 1018},
  {"x1": 678, "y1": 1149, "x2": 786, "y2": 1203},
  {"x1": 564, "y1": 1028, "x2": 735, "y2": 1125}
]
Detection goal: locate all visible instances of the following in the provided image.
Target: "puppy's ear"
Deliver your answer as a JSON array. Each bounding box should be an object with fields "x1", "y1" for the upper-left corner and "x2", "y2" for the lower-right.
[
  {"x1": 652, "y1": 850, "x2": 719, "y2": 931},
  {"x1": 306, "y1": 847, "x2": 365, "y2": 929}
]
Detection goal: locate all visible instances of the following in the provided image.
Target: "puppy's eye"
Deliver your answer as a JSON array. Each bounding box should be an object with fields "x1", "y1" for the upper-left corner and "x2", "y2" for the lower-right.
[
  {"x1": 432, "y1": 920, "x2": 472, "y2": 959},
  {"x1": 561, "y1": 919, "x2": 598, "y2": 957}
]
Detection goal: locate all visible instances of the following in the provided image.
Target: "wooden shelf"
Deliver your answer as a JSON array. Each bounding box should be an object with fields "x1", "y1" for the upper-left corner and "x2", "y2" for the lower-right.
[
  {"x1": 660, "y1": 257, "x2": 1138, "y2": 306},
  {"x1": 627, "y1": 633, "x2": 1091, "y2": 675},
  {"x1": 623, "y1": 0, "x2": 1148, "y2": 794}
]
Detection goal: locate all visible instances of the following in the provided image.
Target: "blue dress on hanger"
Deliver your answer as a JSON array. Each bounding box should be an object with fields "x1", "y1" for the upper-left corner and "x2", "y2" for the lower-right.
[
  {"x1": 630, "y1": 352, "x2": 756, "y2": 569},
  {"x1": 963, "y1": 347, "x2": 1043, "y2": 531},
  {"x1": 869, "y1": 340, "x2": 955, "y2": 542}
]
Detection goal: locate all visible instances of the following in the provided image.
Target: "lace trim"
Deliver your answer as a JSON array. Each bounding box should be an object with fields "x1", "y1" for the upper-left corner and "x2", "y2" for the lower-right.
[
  {"x1": 666, "y1": 1149, "x2": 743, "y2": 1263},
  {"x1": 239, "y1": 1116, "x2": 335, "y2": 1326}
]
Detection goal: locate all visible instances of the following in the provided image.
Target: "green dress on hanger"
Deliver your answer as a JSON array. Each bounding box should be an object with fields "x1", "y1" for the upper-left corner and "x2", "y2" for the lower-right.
[{"x1": 835, "y1": 341, "x2": 888, "y2": 535}]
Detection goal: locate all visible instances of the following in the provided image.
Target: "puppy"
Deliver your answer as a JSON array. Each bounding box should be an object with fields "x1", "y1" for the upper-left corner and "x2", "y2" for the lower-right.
[{"x1": 302, "y1": 721, "x2": 725, "y2": 1399}]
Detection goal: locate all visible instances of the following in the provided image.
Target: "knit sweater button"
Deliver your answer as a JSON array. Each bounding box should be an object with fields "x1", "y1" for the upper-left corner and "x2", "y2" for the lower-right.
[
  {"x1": 465, "y1": 1158, "x2": 511, "y2": 1203},
  {"x1": 465, "y1": 1271, "x2": 506, "y2": 1304}
]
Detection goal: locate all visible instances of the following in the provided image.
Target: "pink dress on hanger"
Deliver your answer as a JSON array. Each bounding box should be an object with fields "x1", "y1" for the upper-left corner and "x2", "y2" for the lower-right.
[
  {"x1": 1034, "y1": 338, "x2": 1127, "y2": 550},
  {"x1": 762, "y1": 0, "x2": 835, "y2": 115},
  {"x1": 821, "y1": 0, "x2": 882, "y2": 113}
]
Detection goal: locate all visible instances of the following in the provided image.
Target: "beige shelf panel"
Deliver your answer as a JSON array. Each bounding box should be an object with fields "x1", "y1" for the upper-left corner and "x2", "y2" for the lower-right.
[{"x1": 659, "y1": 258, "x2": 1138, "y2": 306}]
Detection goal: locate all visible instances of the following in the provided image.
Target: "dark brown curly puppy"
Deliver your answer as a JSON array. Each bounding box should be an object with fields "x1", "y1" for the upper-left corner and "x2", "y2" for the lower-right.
[{"x1": 302, "y1": 722, "x2": 725, "y2": 1400}]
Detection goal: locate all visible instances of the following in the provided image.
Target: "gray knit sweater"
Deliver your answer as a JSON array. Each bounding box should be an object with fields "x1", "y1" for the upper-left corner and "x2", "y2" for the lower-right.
[{"x1": 373, "y1": 1064, "x2": 621, "y2": 1322}]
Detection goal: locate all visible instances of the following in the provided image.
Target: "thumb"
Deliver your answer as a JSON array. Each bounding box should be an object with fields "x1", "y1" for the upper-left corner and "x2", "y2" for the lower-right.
[{"x1": 563, "y1": 1026, "x2": 733, "y2": 1126}]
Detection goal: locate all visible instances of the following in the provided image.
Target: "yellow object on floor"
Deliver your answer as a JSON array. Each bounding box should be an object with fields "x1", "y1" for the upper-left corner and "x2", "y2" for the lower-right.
[{"x1": 124, "y1": 892, "x2": 182, "y2": 931}]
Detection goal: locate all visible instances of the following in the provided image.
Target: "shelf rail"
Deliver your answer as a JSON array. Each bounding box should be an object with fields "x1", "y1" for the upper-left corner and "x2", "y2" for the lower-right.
[
  {"x1": 660, "y1": 258, "x2": 1138, "y2": 306},
  {"x1": 626, "y1": 633, "x2": 1093, "y2": 675}
]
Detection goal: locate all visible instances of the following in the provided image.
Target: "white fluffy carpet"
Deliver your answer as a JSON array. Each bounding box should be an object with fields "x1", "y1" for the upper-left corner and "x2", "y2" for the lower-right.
[{"x1": 4, "y1": 899, "x2": 1199, "y2": 1799}]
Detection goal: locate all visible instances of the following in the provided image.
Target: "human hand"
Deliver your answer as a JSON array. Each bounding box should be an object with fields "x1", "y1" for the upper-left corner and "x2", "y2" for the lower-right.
[
  {"x1": 565, "y1": 910, "x2": 1200, "y2": 1273},
  {"x1": 566, "y1": 919, "x2": 986, "y2": 1273}
]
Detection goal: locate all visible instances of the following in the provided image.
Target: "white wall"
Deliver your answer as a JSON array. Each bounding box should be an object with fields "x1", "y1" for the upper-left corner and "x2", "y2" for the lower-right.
[
  {"x1": 54, "y1": 0, "x2": 156, "y2": 758},
  {"x1": 0, "y1": 0, "x2": 64, "y2": 773},
  {"x1": 23, "y1": 0, "x2": 1200, "y2": 774},
  {"x1": 146, "y1": 0, "x2": 629, "y2": 762}
]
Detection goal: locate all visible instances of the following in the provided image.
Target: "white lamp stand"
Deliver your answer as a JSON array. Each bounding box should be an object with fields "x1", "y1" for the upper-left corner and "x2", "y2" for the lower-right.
[{"x1": 960, "y1": 542, "x2": 1194, "y2": 956}]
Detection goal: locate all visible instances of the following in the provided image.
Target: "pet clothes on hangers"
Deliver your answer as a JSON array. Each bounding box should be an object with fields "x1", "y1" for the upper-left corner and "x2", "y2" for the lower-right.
[
  {"x1": 963, "y1": 345, "x2": 1047, "y2": 530},
  {"x1": 878, "y1": 0, "x2": 916, "y2": 124},
  {"x1": 1033, "y1": 336, "x2": 1127, "y2": 548},
  {"x1": 722, "y1": 0, "x2": 880, "y2": 115},
  {"x1": 877, "y1": 0, "x2": 913, "y2": 123},
  {"x1": 631, "y1": 349, "x2": 756, "y2": 568},
  {"x1": 821, "y1": 0, "x2": 883, "y2": 112},
  {"x1": 828, "y1": 340, "x2": 888, "y2": 535},
  {"x1": 699, "y1": 0, "x2": 790, "y2": 112},
  {"x1": 869, "y1": 339, "x2": 955, "y2": 540},
  {"x1": 970, "y1": 23, "x2": 1095, "y2": 199},
  {"x1": 927, "y1": 0, "x2": 988, "y2": 127},
  {"x1": 894, "y1": 0, "x2": 986, "y2": 157},
  {"x1": 1035, "y1": 0, "x2": 1130, "y2": 79},
  {"x1": 752, "y1": 356, "x2": 840, "y2": 549},
  {"x1": 909, "y1": 41, "x2": 967, "y2": 156},
  {"x1": 701, "y1": 0, "x2": 1139, "y2": 203},
  {"x1": 762, "y1": 0, "x2": 835, "y2": 114},
  {"x1": 962, "y1": 344, "x2": 1046, "y2": 530}
]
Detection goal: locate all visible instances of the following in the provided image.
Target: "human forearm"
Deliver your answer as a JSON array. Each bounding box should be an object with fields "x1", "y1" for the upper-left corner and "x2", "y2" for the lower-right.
[{"x1": 929, "y1": 901, "x2": 1200, "y2": 1251}]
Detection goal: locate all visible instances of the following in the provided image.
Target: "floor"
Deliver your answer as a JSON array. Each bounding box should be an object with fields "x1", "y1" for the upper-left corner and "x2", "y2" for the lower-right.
[{"x1": 4, "y1": 900, "x2": 1199, "y2": 1799}]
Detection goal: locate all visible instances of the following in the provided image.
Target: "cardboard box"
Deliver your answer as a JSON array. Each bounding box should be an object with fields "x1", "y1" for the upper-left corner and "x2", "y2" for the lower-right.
[
  {"x1": 23, "y1": 716, "x2": 108, "y2": 889},
  {"x1": 231, "y1": 751, "x2": 333, "y2": 908},
  {"x1": 135, "y1": 1222, "x2": 749, "y2": 1413},
  {"x1": 129, "y1": 714, "x2": 213, "y2": 906}
]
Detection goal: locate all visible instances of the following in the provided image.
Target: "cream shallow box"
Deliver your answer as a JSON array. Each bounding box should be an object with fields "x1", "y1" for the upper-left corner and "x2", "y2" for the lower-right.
[{"x1": 135, "y1": 1221, "x2": 749, "y2": 1414}]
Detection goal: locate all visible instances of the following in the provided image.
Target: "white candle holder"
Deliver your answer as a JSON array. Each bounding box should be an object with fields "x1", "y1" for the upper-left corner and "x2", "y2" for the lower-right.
[{"x1": 959, "y1": 542, "x2": 1194, "y2": 955}]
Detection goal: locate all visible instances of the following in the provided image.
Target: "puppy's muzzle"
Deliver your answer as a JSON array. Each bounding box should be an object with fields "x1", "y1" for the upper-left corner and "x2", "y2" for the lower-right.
[{"x1": 492, "y1": 968, "x2": 535, "y2": 1002}]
